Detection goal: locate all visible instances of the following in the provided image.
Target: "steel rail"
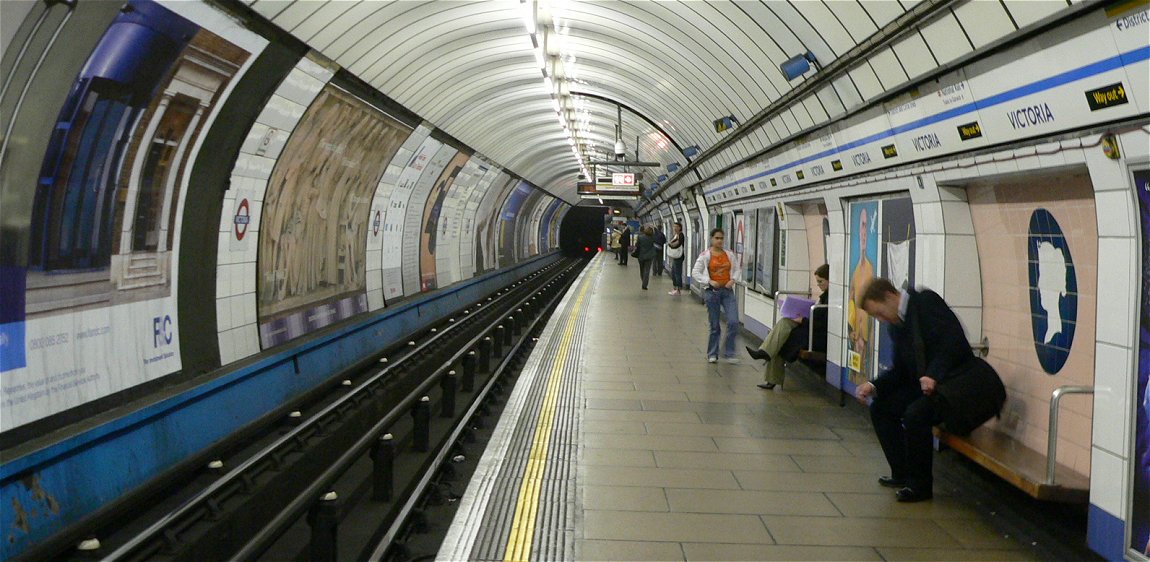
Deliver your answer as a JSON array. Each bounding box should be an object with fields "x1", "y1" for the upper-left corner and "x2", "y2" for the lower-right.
[{"x1": 101, "y1": 261, "x2": 574, "y2": 561}]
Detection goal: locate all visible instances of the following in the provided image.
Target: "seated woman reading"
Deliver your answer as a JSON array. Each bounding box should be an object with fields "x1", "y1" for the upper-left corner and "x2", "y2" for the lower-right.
[{"x1": 747, "y1": 264, "x2": 829, "y2": 390}]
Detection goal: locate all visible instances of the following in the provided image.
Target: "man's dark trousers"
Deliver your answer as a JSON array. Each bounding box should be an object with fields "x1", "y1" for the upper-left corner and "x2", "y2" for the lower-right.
[{"x1": 870, "y1": 384, "x2": 942, "y2": 491}]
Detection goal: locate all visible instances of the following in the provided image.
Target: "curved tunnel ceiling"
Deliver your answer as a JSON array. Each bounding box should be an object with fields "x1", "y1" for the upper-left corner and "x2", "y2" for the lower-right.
[{"x1": 247, "y1": 0, "x2": 1070, "y2": 204}]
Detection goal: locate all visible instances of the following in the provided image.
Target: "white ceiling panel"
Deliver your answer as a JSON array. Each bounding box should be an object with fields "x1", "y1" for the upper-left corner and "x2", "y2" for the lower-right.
[
  {"x1": 1003, "y1": 0, "x2": 1070, "y2": 28},
  {"x1": 870, "y1": 47, "x2": 910, "y2": 90},
  {"x1": 849, "y1": 63, "x2": 885, "y2": 102},
  {"x1": 891, "y1": 31, "x2": 939, "y2": 81},
  {"x1": 953, "y1": 1, "x2": 1018, "y2": 49},
  {"x1": 860, "y1": 0, "x2": 908, "y2": 28},
  {"x1": 827, "y1": 1, "x2": 881, "y2": 43},
  {"x1": 920, "y1": 12, "x2": 974, "y2": 65}
]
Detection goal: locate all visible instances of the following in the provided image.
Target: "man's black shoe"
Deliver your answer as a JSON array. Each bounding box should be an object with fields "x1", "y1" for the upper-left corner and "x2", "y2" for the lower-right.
[
  {"x1": 895, "y1": 487, "x2": 933, "y2": 502},
  {"x1": 877, "y1": 476, "x2": 906, "y2": 488},
  {"x1": 746, "y1": 346, "x2": 770, "y2": 361}
]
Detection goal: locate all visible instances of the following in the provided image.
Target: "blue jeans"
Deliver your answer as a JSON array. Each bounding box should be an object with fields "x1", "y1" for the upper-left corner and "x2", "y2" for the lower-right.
[
  {"x1": 705, "y1": 287, "x2": 739, "y2": 358},
  {"x1": 670, "y1": 257, "x2": 685, "y2": 289}
]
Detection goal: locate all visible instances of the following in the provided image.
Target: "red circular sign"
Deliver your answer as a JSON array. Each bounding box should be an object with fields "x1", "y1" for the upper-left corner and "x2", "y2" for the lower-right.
[{"x1": 234, "y1": 198, "x2": 251, "y2": 241}]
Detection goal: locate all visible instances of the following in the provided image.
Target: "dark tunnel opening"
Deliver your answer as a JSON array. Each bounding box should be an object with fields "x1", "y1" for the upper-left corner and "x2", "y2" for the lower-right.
[{"x1": 559, "y1": 205, "x2": 610, "y2": 257}]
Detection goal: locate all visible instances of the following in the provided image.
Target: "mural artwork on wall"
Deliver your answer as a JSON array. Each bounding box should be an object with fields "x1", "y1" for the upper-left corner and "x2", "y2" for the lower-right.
[
  {"x1": 258, "y1": 84, "x2": 409, "y2": 347},
  {"x1": 846, "y1": 200, "x2": 879, "y2": 383},
  {"x1": 1132, "y1": 168, "x2": 1150, "y2": 556},
  {"x1": 1028, "y1": 209, "x2": 1078, "y2": 374},
  {"x1": 0, "y1": 0, "x2": 258, "y2": 428}
]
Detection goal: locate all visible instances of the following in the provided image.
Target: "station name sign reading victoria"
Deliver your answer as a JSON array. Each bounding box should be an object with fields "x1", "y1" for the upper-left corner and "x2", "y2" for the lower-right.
[{"x1": 700, "y1": 10, "x2": 1148, "y2": 201}]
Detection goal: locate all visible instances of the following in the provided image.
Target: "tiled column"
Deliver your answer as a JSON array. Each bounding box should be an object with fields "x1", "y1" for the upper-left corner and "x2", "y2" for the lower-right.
[
  {"x1": 1083, "y1": 129, "x2": 1147, "y2": 559},
  {"x1": 824, "y1": 196, "x2": 847, "y2": 388}
]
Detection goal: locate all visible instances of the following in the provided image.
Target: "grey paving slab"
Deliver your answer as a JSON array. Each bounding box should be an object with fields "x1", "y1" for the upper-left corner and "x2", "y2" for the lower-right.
[
  {"x1": 583, "y1": 381, "x2": 637, "y2": 391},
  {"x1": 583, "y1": 433, "x2": 719, "y2": 452},
  {"x1": 583, "y1": 485, "x2": 669, "y2": 512},
  {"x1": 714, "y1": 437, "x2": 854, "y2": 456},
  {"x1": 654, "y1": 451, "x2": 801, "y2": 472},
  {"x1": 790, "y1": 454, "x2": 892, "y2": 474},
  {"x1": 733, "y1": 471, "x2": 886, "y2": 493},
  {"x1": 582, "y1": 466, "x2": 740, "y2": 489},
  {"x1": 577, "y1": 539, "x2": 685, "y2": 561},
  {"x1": 582, "y1": 420, "x2": 647, "y2": 435},
  {"x1": 761, "y1": 515, "x2": 963, "y2": 548},
  {"x1": 584, "y1": 409, "x2": 701, "y2": 423},
  {"x1": 583, "y1": 511, "x2": 774, "y2": 544},
  {"x1": 875, "y1": 547, "x2": 1041, "y2": 561},
  {"x1": 665, "y1": 489, "x2": 841, "y2": 517},
  {"x1": 580, "y1": 448, "x2": 657, "y2": 467},
  {"x1": 585, "y1": 398, "x2": 643, "y2": 411},
  {"x1": 932, "y1": 517, "x2": 1026, "y2": 549},
  {"x1": 644, "y1": 422, "x2": 751, "y2": 437},
  {"x1": 584, "y1": 389, "x2": 691, "y2": 402},
  {"x1": 680, "y1": 543, "x2": 884, "y2": 561},
  {"x1": 824, "y1": 492, "x2": 983, "y2": 520}
]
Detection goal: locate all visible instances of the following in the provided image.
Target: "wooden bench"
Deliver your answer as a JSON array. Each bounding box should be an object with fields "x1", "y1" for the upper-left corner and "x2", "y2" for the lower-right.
[
  {"x1": 935, "y1": 427, "x2": 1089, "y2": 503},
  {"x1": 935, "y1": 384, "x2": 1094, "y2": 503}
]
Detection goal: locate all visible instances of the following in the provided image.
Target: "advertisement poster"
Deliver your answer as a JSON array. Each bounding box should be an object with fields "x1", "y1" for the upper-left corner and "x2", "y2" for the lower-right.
[
  {"x1": 875, "y1": 196, "x2": 916, "y2": 377},
  {"x1": 257, "y1": 84, "x2": 409, "y2": 347},
  {"x1": 498, "y1": 182, "x2": 533, "y2": 268},
  {"x1": 0, "y1": 0, "x2": 262, "y2": 428},
  {"x1": 1132, "y1": 168, "x2": 1150, "y2": 555},
  {"x1": 419, "y1": 151, "x2": 468, "y2": 291},
  {"x1": 401, "y1": 145, "x2": 454, "y2": 297},
  {"x1": 755, "y1": 208, "x2": 777, "y2": 294},
  {"x1": 475, "y1": 174, "x2": 514, "y2": 274},
  {"x1": 516, "y1": 191, "x2": 542, "y2": 260},
  {"x1": 381, "y1": 134, "x2": 438, "y2": 302},
  {"x1": 734, "y1": 212, "x2": 746, "y2": 273},
  {"x1": 847, "y1": 200, "x2": 879, "y2": 382}
]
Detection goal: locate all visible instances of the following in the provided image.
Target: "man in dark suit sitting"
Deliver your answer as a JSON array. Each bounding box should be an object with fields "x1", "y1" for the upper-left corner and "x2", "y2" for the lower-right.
[{"x1": 853, "y1": 278, "x2": 974, "y2": 502}]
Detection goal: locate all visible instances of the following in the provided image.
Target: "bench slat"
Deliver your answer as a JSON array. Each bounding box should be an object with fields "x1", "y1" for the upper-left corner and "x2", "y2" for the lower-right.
[{"x1": 937, "y1": 428, "x2": 1089, "y2": 503}]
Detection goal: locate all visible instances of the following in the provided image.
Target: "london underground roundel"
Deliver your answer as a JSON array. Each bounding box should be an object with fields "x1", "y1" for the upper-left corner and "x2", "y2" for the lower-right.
[{"x1": 1027, "y1": 209, "x2": 1077, "y2": 374}]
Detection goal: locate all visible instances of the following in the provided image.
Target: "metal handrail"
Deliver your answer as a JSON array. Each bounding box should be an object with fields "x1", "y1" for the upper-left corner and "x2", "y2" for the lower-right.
[
  {"x1": 970, "y1": 336, "x2": 990, "y2": 358},
  {"x1": 1046, "y1": 385, "x2": 1094, "y2": 485},
  {"x1": 103, "y1": 262, "x2": 570, "y2": 560},
  {"x1": 772, "y1": 290, "x2": 811, "y2": 326}
]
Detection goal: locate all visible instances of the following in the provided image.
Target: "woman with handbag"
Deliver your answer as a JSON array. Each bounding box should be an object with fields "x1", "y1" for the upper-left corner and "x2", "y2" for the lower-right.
[{"x1": 666, "y1": 222, "x2": 686, "y2": 295}]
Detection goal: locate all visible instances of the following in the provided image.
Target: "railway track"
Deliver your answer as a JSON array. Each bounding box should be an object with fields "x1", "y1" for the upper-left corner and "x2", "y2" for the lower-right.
[{"x1": 30, "y1": 258, "x2": 585, "y2": 562}]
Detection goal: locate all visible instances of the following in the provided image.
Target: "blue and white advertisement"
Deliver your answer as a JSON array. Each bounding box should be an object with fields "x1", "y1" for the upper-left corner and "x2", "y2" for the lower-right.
[{"x1": 0, "y1": 0, "x2": 265, "y2": 429}]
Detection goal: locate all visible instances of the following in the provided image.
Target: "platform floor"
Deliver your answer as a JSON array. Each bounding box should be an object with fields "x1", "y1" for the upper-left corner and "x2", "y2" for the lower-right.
[{"x1": 441, "y1": 252, "x2": 1039, "y2": 561}]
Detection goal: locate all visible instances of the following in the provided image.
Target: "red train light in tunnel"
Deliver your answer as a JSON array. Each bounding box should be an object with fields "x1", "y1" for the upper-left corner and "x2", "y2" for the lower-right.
[
  {"x1": 597, "y1": 246, "x2": 602, "y2": 252},
  {"x1": 584, "y1": 246, "x2": 589, "y2": 252}
]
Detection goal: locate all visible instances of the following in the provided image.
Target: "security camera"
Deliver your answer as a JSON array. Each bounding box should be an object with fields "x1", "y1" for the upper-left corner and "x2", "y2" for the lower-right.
[{"x1": 614, "y1": 139, "x2": 626, "y2": 161}]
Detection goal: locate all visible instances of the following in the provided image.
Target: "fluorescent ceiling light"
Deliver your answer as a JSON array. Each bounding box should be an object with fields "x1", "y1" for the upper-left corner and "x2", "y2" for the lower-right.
[{"x1": 522, "y1": 0, "x2": 535, "y2": 35}]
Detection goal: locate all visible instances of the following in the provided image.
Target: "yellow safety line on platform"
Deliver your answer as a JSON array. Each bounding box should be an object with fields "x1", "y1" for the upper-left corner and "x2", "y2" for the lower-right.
[{"x1": 502, "y1": 256, "x2": 598, "y2": 562}]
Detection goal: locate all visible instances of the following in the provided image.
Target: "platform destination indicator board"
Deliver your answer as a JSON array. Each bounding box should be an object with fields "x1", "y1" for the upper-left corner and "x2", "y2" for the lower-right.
[{"x1": 594, "y1": 175, "x2": 640, "y2": 193}]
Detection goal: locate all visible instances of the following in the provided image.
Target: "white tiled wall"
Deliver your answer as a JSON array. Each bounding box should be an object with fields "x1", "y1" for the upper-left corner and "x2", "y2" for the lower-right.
[{"x1": 215, "y1": 53, "x2": 335, "y2": 365}]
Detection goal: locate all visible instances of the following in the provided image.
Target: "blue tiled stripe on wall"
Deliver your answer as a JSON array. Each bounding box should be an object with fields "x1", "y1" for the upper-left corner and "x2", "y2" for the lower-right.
[
  {"x1": 1088, "y1": 503, "x2": 1127, "y2": 561},
  {"x1": 706, "y1": 47, "x2": 1150, "y2": 196}
]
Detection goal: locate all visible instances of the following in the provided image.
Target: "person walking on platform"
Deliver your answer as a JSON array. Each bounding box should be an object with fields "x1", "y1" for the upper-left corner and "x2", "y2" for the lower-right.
[
  {"x1": 853, "y1": 278, "x2": 974, "y2": 503},
  {"x1": 652, "y1": 225, "x2": 666, "y2": 277},
  {"x1": 692, "y1": 228, "x2": 741, "y2": 363},
  {"x1": 617, "y1": 223, "x2": 631, "y2": 266},
  {"x1": 666, "y1": 222, "x2": 686, "y2": 296},
  {"x1": 748, "y1": 264, "x2": 829, "y2": 389},
  {"x1": 635, "y1": 225, "x2": 658, "y2": 290},
  {"x1": 609, "y1": 224, "x2": 622, "y2": 262}
]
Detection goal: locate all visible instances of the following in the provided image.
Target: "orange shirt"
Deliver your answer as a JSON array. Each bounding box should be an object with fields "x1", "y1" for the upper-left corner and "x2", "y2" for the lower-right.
[{"x1": 708, "y1": 251, "x2": 731, "y2": 285}]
